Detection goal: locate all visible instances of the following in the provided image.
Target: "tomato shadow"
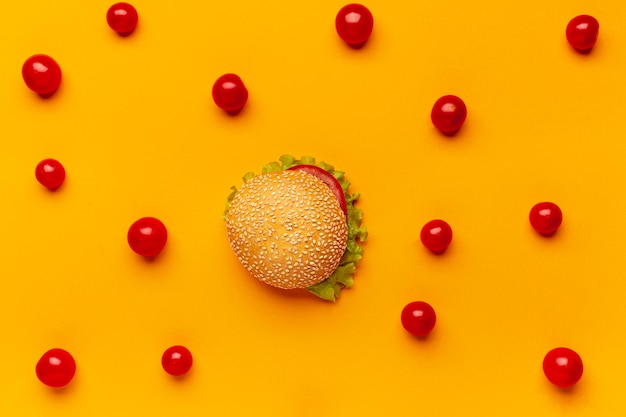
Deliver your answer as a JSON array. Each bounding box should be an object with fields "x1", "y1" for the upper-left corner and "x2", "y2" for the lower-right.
[
  {"x1": 165, "y1": 369, "x2": 194, "y2": 383},
  {"x1": 402, "y1": 326, "x2": 439, "y2": 345},
  {"x1": 347, "y1": 41, "x2": 368, "y2": 50},
  {"x1": 423, "y1": 244, "x2": 452, "y2": 256},
  {"x1": 214, "y1": 103, "x2": 248, "y2": 117},
  {"x1": 37, "y1": 89, "x2": 60, "y2": 99},
  {"x1": 436, "y1": 127, "x2": 462, "y2": 138},
  {"x1": 116, "y1": 28, "x2": 137, "y2": 37},
  {"x1": 225, "y1": 108, "x2": 245, "y2": 116},
  {"x1": 531, "y1": 226, "x2": 562, "y2": 239},
  {"x1": 545, "y1": 380, "x2": 580, "y2": 396},
  {"x1": 411, "y1": 332, "x2": 435, "y2": 342},
  {"x1": 429, "y1": 247, "x2": 449, "y2": 256},
  {"x1": 140, "y1": 254, "x2": 166, "y2": 264},
  {"x1": 339, "y1": 35, "x2": 373, "y2": 51},
  {"x1": 41, "y1": 378, "x2": 78, "y2": 396},
  {"x1": 41, "y1": 184, "x2": 64, "y2": 193},
  {"x1": 538, "y1": 230, "x2": 559, "y2": 238},
  {"x1": 134, "y1": 245, "x2": 169, "y2": 264}
]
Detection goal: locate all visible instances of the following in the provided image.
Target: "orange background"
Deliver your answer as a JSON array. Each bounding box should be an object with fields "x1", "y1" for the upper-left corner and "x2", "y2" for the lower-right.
[{"x1": 2, "y1": 0, "x2": 626, "y2": 415}]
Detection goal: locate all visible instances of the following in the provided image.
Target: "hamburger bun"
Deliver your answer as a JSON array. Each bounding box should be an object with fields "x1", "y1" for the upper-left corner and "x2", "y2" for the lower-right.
[{"x1": 225, "y1": 169, "x2": 348, "y2": 289}]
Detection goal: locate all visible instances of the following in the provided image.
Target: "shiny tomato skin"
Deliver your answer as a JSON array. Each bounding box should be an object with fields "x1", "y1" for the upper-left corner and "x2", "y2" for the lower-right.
[
  {"x1": 335, "y1": 4, "x2": 374, "y2": 46},
  {"x1": 566, "y1": 15, "x2": 599, "y2": 52},
  {"x1": 22, "y1": 54, "x2": 62, "y2": 96},
  {"x1": 35, "y1": 158, "x2": 66, "y2": 190},
  {"x1": 127, "y1": 217, "x2": 168, "y2": 257},
  {"x1": 401, "y1": 301, "x2": 437, "y2": 337},
  {"x1": 35, "y1": 348, "x2": 76, "y2": 388},
  {"x1": 529, "y1": 202, "x2": 562, "y2": 236},
  {"x1": 162, "y1": 345, "x2": 193, "y2": 376},
  {"x1": 107, "y1": 2, "x2": 139, "y2": 35},
  {"x1": 420, "y1": 219, "x2": 453, "y2": 253},
  {"x1": 287, "y1": 164, "x2": 347, "y2": 216},
  {"x1": 431, "y1": 95, "x2": 467, "y2": 134},
  {"x1": 543, "y1": 347, "x2": 583, "y2": 388},
  {"x1": 212, "y1": 73, "x2": 248, "y2": 113}
]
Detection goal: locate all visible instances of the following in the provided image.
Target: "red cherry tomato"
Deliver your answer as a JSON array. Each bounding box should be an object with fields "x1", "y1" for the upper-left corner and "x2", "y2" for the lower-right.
[
  {"x1": 107, "y1": 2, "x2": 139, "y2": 35},
  {"x1": 566, "y1": 15, "x2": 599, "y2": 52},
  {"x1": 529, "y1": 202, "x2": 562, "y2": 236},
  {"x1": 431, "y1": 95, "x2": 467, "y2": 134},
  {"x1": 212, "y1": 73, "x2": 248, "y2": 113},
  {"x1": 127, "y1": 217, "x2": 168, "y2": 257},
  {"x1": 287, "y1": 164, "x2": 347, "y2": 216},
  {"x1": 335, "y1": 4, "x2": 374, "y2": 47},
  {"x1": 420, "y1": 219, "x2": 453, "y2": 253},
  {"x1": 22, "y1": 54, "x2": 62, "y2": 96},
  {"x1": 162, "y1": 345, "x2": 193, "y2": 376},
  {"x1": 543, "y1": 347, "x2": 583, "y2": 388},
  {"x1": 401, "y1": 301, "x2": 436, "y2": 337},
  {"x1": 35, "y1": 348, "x2": 76, "y2": 388},
  {"x1": 35, "y1": 158, "x2": 66, "y2": 190}
]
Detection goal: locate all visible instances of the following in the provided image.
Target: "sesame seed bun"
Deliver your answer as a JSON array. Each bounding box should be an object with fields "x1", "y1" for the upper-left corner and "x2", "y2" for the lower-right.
[{"x1": 225, "y1": 169, "x2": 348, "y2": 289}]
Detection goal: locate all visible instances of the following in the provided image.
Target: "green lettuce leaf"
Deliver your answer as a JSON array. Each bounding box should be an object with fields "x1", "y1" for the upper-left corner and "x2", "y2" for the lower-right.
[{"x1": 223, "y1": 154, "x2": 367, "y2": 301}]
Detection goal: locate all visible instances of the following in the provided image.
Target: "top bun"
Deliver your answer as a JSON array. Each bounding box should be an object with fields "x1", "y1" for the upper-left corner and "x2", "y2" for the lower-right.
[{"x1": 225, "y1": 169, "x2": 348, "y2": 289}]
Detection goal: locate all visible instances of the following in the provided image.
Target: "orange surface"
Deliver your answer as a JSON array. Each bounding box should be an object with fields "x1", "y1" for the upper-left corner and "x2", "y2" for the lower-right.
[{"x1": 2, "y1": 0, "x2": 626, "y2": 415}]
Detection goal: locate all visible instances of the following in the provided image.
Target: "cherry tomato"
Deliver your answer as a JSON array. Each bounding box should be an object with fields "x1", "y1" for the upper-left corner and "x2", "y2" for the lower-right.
[
  {"x1": 529, "y1": 202, "x2": 562, "y2": 236},
  {"x1": 107, "y1": 2, "x2": 139, "y2": 35},
  {"x1": 335, "y1": 4, "x2": 374, "y2": 47},
  {"x1": 401, "y1": 301, "x2": 436, "y2": 337},
  {"x1": 566, "y1": 15, "x2": 599, "y2": 52},
  {"x1": 420, "y1": 219, "x2": 453, "y2": 253},
  {"x1": 127, "y1": 217, "x2": 168, "y2": 257},
  {"x1": 35, "y1": 158, "x2": 66, "y2": 190},
  {"x1": 287, "y1": 164, "x2": 347, "y2": 216},
  {"x1": 22, "y1": 54, "x2": 62, "y2": 96},
  {"x1": 543, "y1": 347, "x2": 583, "y2": 388},
  {"x1": 162, "y1": 345, "x2": 193, "y2": 376},
  {"x1": 431, "y1": 95, "x2": 467, "y2": 134},
  {"x1": 212, "y1": 73, "x2": 248, "y2": 113},
  {"x1": 35, "y1": 348, "x2": 76, "y2": 388}
]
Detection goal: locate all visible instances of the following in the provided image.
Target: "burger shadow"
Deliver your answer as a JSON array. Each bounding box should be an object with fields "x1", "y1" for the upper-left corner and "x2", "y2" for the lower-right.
[
  {"x1": 250, "y1": 277, "x2": 330, "y2": 304},
  {"x1": 255, "y1": 281, "x2": 316, "y2": 301}
]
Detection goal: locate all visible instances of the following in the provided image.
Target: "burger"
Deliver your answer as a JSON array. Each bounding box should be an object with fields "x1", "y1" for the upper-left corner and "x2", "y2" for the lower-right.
[{"x1": 224, "y1": 155, "x2": 367, "y2": 301}]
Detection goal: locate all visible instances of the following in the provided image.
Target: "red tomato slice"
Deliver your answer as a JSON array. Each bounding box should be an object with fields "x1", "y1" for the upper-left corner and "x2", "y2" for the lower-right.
[{"x1": 288, "y1": 164, "x2": 347, "y2": 216}]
